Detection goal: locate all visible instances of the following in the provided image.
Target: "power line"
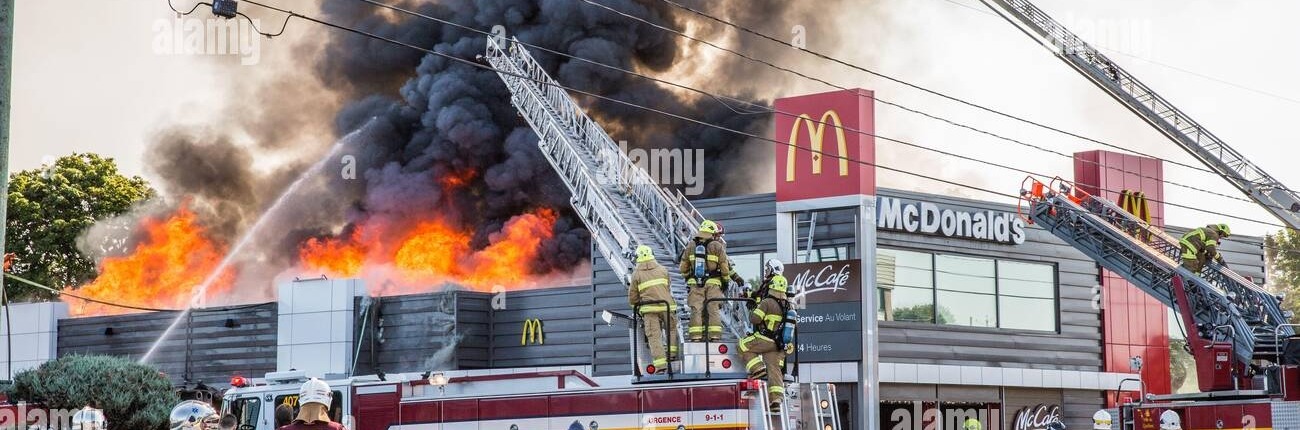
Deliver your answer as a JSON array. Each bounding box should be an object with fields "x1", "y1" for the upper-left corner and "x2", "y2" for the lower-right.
[
  {"x1": 211, "y1": 2, "x2": 1298, "y2": 235},
  {"x1": 344, "y1": 0, "x2": 1290, "y2": 226},
  {"x1": 573, "y1": 0, "x2": 1292, "y2": 219},
  {"x1": 4, "y1": 273, "x2": 271, "y2": 313},
  {"x1": 645, "y1": 0, "x2": 1268, "y2": 183}
]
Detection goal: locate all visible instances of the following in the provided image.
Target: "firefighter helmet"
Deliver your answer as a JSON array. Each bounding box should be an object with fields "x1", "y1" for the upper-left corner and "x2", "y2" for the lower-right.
[
  {"x1": 169, "y1": 400, "x2": 220, "y2": 430},
  {"x1": 1159, "y1": 410, "x2": 1181, "y2": 430},
  {"x1": 763, "y1": 259, "x2": 784, "y2": 278},
  {"x1": 635, "y1": 245, "x2": 655, "y2": 263},
  {"x1": 769, "y1": 274, "x2": 788, "y2": 295},
  {"x1": 1216, "y1": 223, "x2": 1231, "y2": 237},
  {"x1": 699, "y1": 220, "x2": 720, "y2": 234},
  {"x1": 299, "y1": 378, "x2": 333, "y2": 408},
  {"x1": 1093, "y1": 410, "x2": 1113, "y2": 430}
]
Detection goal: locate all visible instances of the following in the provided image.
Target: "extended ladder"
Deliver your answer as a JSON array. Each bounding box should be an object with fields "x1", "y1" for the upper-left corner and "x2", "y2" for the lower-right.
[
  {"x1": 1020, "y1": 177, "x2": 1292, "y2": 365},
  {"x1": 483, "y1": 35, "x2": 749, "y2": 341},
  {"x1": 983, "y1": 0, "x2": 1300, "y2": 229}
]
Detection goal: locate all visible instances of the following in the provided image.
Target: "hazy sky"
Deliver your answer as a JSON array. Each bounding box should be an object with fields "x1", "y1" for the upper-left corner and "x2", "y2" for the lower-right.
[{"x1": 10, "y1": 0, "x2": 1300, "y2": 236}]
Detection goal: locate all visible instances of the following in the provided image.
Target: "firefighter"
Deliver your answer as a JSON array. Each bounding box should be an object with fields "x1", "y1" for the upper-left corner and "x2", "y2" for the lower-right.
[
  {"x1": 169, "y1": 400, "x2": 220, "y2": 430},
  {"x1": 1159, "y1": 410, "x2": 1182, "y2": 430},
  {"x1": 1093, "y1": 410, "x2": 1113, "y2": 430},
  {"x1": 280, "y1": 378, "x2": 346, "y2": 430},
  {"x1": 680, "y1": 219, "x2": 729, "y2": 341},
  {"x1": 745, "y1": 259, "x2": 785, "y2": 310},
  {"x1": 629, "y1": 245, "x2": 678, "y2": 372},
  {"x1": 740, "y1": 274, "x2": 794, "y2": 411},
  {"x1": 1179, "y1": 223, "x2": 1231, "y2": 273}
]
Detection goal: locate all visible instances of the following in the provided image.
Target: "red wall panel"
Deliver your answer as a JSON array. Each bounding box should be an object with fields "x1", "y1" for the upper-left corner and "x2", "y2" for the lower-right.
[{"x1": 1074, "y1": 150, "x2": 1171, "y2": 400}]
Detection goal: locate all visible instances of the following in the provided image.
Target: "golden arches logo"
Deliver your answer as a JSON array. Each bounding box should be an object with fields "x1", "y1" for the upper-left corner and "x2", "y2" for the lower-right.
[
  {"x1": 785, "y1": 110, "x2": 850, "y2": 182},
  {"x1": 521, "y1": 318, "x2": 545, "y2": 346}
]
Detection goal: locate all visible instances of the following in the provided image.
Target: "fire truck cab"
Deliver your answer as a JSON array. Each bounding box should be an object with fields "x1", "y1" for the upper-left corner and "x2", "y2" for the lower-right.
[{"x1": 219, "y1": 367, "x2": 837, "y2": 430}]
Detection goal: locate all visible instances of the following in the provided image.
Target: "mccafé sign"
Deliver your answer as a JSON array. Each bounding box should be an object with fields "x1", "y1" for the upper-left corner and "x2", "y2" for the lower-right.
[
  {"x1": 774, "y1": 89, "x2": 875, "y2": 202},
  {"x1": 877, "y1": 196, "x2": 1027, "y2": 245}
]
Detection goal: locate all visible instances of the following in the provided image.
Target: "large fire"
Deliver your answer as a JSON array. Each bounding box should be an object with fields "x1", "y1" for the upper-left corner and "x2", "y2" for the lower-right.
[
  {"x1": 299, "y1": 208, "x2": 564, "y2": 295},
  {"x1": 64, "y1": 207, "x2": 235, "y2": 317}
]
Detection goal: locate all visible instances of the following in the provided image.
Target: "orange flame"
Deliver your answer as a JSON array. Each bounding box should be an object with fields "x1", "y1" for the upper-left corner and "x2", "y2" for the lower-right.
[
  {"x1": 66, "y1": 207, "x2": 235, "y2": 316},
  {"x1": 298, "y1": 227, "x2": 368, "y2": 278},
  {"x1": 298, "y1": 208, "x2": 563, "y2": 295}
]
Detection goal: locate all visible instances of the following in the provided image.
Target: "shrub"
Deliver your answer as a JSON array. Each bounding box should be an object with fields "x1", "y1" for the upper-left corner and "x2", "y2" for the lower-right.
[{"x1": 10, "y1": 355, "x2": 178, "y2": 430}]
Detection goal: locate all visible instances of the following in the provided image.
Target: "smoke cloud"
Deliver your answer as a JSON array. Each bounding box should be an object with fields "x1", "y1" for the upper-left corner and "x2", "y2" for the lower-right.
[{"x1": 100, "y1": 0, "x2": 854, "y2": 301}]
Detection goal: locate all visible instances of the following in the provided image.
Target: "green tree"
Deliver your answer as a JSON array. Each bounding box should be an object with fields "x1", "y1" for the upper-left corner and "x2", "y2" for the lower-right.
[
  {"x1": 6, "y1": 153, "x2": 154, "y2": 300},
  {"x1": 1264, "y1": 229, "x2": 1300, "y2": 315},
  {"x1": 10, "y1": 355, "x2": 178, "y2": 430}
]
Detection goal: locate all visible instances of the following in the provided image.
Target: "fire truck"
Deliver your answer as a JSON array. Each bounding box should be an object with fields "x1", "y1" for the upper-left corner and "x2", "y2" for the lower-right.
[
  {"x1": 980, "y1": 0, "x2": 1300, "y2": 426},
  {"x1": 217, "y1": 361, "x2": 840, "y2": 430}
]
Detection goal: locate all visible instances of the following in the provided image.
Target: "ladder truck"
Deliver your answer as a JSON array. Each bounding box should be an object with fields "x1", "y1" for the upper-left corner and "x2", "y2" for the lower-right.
[{"x1": 985, "y1": 0, "x2": 1300, "y2": 426}]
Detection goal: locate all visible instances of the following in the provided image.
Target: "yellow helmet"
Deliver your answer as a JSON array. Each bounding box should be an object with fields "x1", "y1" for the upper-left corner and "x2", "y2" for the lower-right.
[
  {"x1": 769, "y1": 274, "x2": 788, "y2": 294},
  {"x1": 1216, "y1": 223, "x2": 1231, "y2": 237},
  {"x1": 699, "y1": 220, "x2": 720, "y2": 234},
  {"x1": 635, "y1": 245, "x2": 655, "y2": 263}
]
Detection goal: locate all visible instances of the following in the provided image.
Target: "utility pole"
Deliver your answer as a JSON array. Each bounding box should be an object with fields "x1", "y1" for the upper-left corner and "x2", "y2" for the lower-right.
[{"x1": 0, "y1": 0, "x2": 13, "y2": 382}]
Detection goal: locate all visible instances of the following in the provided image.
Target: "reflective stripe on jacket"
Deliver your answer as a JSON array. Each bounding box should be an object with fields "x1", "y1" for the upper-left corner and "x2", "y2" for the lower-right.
[{"x1": 629, "y1": 260, "x2": 676, "y2": 313}]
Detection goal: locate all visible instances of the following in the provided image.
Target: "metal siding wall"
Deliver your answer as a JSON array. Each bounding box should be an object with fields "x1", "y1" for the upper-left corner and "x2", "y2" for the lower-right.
[
  {"x1": 353, "y1": 291, "x2": 491, "y2": 375},
  {"x1": 55, "y1": 304, "x2": 277, "y2": 385},
  {"x1": 490, "y1": 286, "x2": 593, "y2": 368}
]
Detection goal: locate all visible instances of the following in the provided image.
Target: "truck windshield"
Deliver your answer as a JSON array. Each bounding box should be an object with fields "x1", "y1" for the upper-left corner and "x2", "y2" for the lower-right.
[{"x1": 226, "y1": 397, "x2": 262, "y2": 429}]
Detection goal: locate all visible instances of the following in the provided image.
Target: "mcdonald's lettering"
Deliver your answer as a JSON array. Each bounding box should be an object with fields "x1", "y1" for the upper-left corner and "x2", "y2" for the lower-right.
[
  {"x1": 521, "y1": 318, "x2": 545, "y2": 346},
  {"x1": 785, "y1": 110, "x2": 850, "y2": 182}
]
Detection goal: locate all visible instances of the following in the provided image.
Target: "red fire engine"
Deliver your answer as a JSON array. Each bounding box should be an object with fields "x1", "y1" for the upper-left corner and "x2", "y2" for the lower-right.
[{"x1": 218, "y1": 367, "x2": 840, "y2": 430}]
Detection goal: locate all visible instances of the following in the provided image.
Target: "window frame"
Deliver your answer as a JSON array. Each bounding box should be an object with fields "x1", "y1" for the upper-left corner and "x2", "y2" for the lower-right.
[{"x1": 877, "y1": 246, "x2": 1060, "y2": 333}]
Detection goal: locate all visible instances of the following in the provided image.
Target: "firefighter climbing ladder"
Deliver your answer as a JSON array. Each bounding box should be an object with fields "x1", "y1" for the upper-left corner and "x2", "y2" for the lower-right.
[
  {"x1": 1021, "y1": 178, "x2": 1292, "y2": 366},
  {"x1": 483, "y1": 35, "x2": 749, "y2": 342},
  {"x1": 982, "y1": 0, "x2": 1300, "y2": 230}
]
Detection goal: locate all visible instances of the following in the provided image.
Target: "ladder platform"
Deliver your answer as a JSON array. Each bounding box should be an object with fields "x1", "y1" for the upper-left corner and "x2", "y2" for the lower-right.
[{"x1": 633, "y1": 371, "x2": 749, "y2": 384}]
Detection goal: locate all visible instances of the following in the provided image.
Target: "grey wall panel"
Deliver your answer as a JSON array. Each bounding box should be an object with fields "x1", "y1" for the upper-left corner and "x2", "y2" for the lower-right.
[
  {"x1": 488, "y1": 286, "x2": 593, "y2": 368},
  {"x1": 353, "y1": 291, "x2": 490, "y2": 375},
  {"x1": 1062, "y1": 389, "x2": 1105, "y2": 430},
  {"x1": 56, "y1": 303, "x2": 277, "y2": 386}
]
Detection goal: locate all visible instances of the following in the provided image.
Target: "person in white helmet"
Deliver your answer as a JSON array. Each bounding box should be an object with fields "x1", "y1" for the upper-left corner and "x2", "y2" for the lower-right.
[
  {"x1": 281, "y1": 378, "x2": 345, "y2": 430},
  {"x1": 1093, "y1": 410, "x2": 1112, "y2": 430},
  {"x1": 1159, "y1": 410, "x2": 1182, "y2": 430},
  {"x1": 169, "y1": 400, "x2": 220, "y2": 430}
]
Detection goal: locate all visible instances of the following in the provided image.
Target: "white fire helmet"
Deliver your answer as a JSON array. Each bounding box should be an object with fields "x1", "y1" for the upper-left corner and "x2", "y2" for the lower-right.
[
  {"x1": 169, "y1": 400, "x2": 220, "y2": 430},
  {"x1": 300, "y1": 378, "x2": 333, "y2": 408},
  {"x1": 1159, "y1": 410, "x2": 1182, "y2": 430},
  {"x1": 764, "y1": 259, "x2": 784, "y2": 278},
  {"x1": 71, "y1": 406, "x2": 106, "y2": 430},
  {"x1": 1092, "y1": 410, "x2": 1113, "y2": 430}
]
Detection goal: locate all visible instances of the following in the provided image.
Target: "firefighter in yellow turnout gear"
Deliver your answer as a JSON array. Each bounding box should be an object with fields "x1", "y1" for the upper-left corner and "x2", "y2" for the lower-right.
[
  {"x1": 740, "y1": 274, "x2": 794, "y2": 411},
  {"x1": 629, "y1": 245, "x2": 678, "y2": 372},
  {"x1": 1180, "y1": 223, "x2": 1231, "y2": 273},
  {"x1": 680, "y1": 220, "x2": 729, "y2": 341}
]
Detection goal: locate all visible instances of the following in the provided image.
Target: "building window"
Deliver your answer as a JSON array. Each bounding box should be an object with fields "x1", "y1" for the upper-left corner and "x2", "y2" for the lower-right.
[
  {"x1": 996, "y1": 260, "x2": 1057, "y2": 331},
  {"x1": 936, "y1": 254, "x2": 997, "y2": 328},
  {"x1": 876, "y1": 248, "x2": 1057, "y2": 331},
  {"x1": 877, "y1": 248, "x2": 935, "y2": 323}
]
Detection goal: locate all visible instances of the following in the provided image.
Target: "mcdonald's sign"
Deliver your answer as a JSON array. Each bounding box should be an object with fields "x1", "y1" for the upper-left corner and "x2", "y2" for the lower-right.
[
  {"x1": 774, "y1": 89, "x2": 875, "y2": 202},
  {"x1": 521, "y1": 318, "x2": 545, "y2": 346}
]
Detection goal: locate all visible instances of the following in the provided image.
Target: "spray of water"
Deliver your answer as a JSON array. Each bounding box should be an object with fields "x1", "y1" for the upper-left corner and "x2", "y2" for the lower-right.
[{"x1": 140, "y1": 119, "x2": 375, "y2": 364}]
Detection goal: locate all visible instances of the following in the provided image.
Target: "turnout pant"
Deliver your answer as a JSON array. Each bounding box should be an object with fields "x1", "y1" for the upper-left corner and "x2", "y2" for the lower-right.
[
  {"x1": 739, "y1": 334, "x2": 786, "y2": 405},
  {"x1": 687, "y1": 278, "x2": 724, "y2": 340},
  {"x1": 642, "y1": 311, "x2": 679, "y2": 368}
]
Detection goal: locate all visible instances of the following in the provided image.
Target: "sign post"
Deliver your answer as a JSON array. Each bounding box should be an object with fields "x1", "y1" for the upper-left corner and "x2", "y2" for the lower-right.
[{"x1": 772, "y1": 88, "x2": 877, "y2": 430}]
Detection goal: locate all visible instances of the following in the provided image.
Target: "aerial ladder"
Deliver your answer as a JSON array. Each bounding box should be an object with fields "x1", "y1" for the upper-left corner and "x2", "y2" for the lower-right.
[
  {"x1": 482, "y1": 34, "x2": 755, "y2": 375},
  {"x1": 981, "y1": 0, "x2": 1300, "y2": 230},
  {"x1": 1022, "y1": 177, "x2": 1292, "y2": 393}
]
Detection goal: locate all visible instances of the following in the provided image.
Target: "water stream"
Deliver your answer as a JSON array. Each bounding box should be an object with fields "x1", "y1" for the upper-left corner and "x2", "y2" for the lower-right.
[{"x1": 140, "y1": 120, "x2": 373, "y2": 364}]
